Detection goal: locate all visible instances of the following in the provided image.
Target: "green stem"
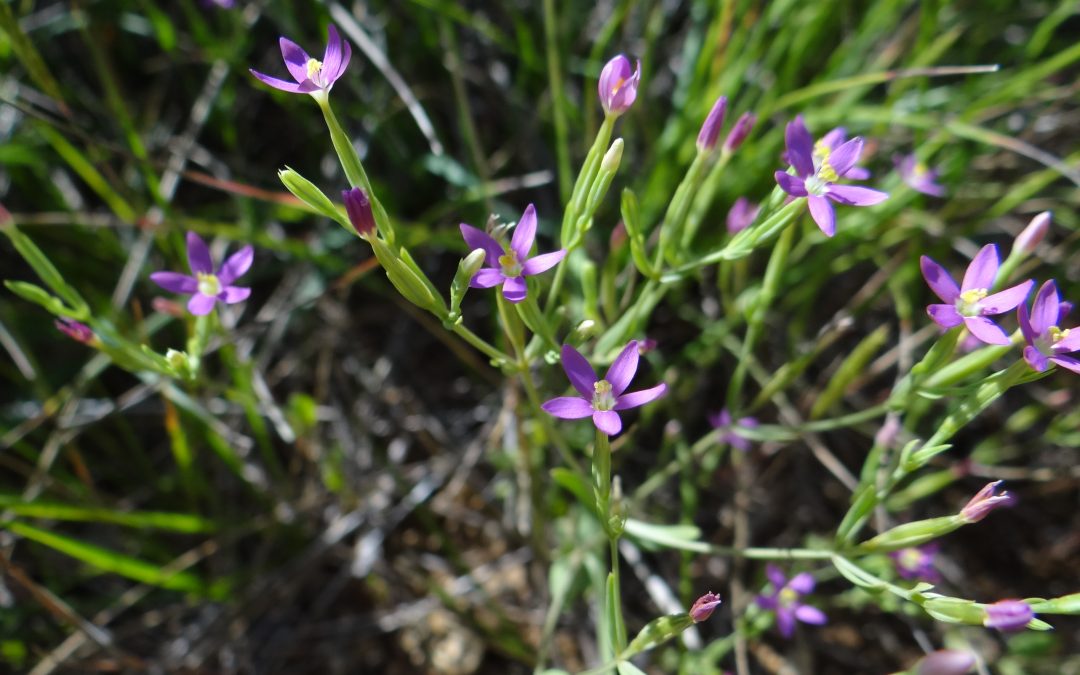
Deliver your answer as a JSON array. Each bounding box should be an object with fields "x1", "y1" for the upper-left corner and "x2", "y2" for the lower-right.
[
  {"x1": 317, "y1": 95, "x2": 371, "y2": 192},
  {"x1": 542, "y1": 0, "x2": 571, "y2": 203},
  {"x1": 449, "y1": 322, "x2": 514, "y2": 365}
]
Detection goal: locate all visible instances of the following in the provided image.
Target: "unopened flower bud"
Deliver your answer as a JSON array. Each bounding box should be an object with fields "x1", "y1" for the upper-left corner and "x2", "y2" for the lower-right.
[
  {"x1": 689, "y1": 592, "x2": 722, "y2": 623},
  {"x1": 55, "y1": 318, "x2": 95, "y2": 345},
  {"x1": 601, "y1": 138, "x2": 624, "y2": 173},
  {"x1": 609, "y1": 222, "x2": 628, "y2": 250},
  {"x1": 983, "y1": 599, "x2": 1033, "y2": 632},
  {"x1": 959, "y1": 480, "x2": 1013, "y2": 523},
  {"x1": 874, "y1": 413, "x2": 902, "y2": 449},
  {"x1": 696, "y1": 95, "x2": 728, "y2": 152},
  {"x1": 165, "y1": 349, "x2": 189, "y2": 372},
  {"x1": 1013, "y1": 211, "x2": 1051, "y2": 255},
  {"x1": 917, "y1": 649, "x2": 976, "y2": 675},
  {"x1": 722, "y1": 112, "x2": 755, "y2": 153},
  {"x1": 598, "y1": 55, "x2": 641, "y2": 116},
  {"x1": 342, "y1": 187, "x2": 376, "y2": 237}
]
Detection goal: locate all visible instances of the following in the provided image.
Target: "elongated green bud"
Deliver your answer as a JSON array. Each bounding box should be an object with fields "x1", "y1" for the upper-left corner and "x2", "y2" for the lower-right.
[
  {"x1": 278, "y1": 167, "x2": 352, "y2": 230},
  {"x1": 449, "y1": 248, "x2": 486, "y2": 318}
]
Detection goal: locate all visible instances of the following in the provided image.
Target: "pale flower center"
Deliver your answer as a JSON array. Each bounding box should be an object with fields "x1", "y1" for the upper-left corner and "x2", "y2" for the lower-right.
[
  {"x1": 956, "y1": 288, "x2": 988, "y2": 317},
  {"x1": 592, "y1": 380, "x2": 616, "y2": 411},
  {"x1": 499, "y1": 251, "x2": 522, "y2": 278},
  {"x1": 812, "y1": 140, "x2": 831, "y2": 166},
  {"x1": 778, "y1": 588, "x2": 799, "y2": 607},
  {"x1": 197, "y1": 272, "x2": 222, "y2": 297},
  {"x1": 306, "y1": 58, "x2": 325, "y2": 86},
  {"x1": 1050, "y1": 326, "x2": 1069, "y2": 344},
  {"x1": 898, "y1": 548, "x2": 923, "y2": 569}
]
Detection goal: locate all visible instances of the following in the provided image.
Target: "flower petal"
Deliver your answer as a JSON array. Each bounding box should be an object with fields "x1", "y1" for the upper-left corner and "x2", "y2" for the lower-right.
[
  {"x1": 1030, "y1": 280, "x2": 1059, "y2": 335},
  {"x1": 249, "y1": 69, "x2": 318, "y2": 93},
  {"x1": 927, "y1": 304, "x2": 963, "y2": 328},
  {"x1": 1023, "y1": 345, "x2": 1049, "y2": 372},
  {"x1": 510, "y1": 204, "x2": 538, "y2": 260},
  {"x1": 920, "y1": 256, "x2": 960, "y2": 303},
  {"x1": 521, "y1": 249, "x2": 566, "y2": 276},
  {"x1": 826, "y1": 184, "x2": 888, "y2": 206},
  {"x1": 186, "y1": 232, "x2": 213, "y2": 275},
  {"x1": 964, "y1": 316, "x2": 1010, "y2": 345},
  {"x1": 592, "y1": 410, "x2": 623, "y2": 436},
  {"x1": 321, "y1": 25, "x2": 344, "y2": 82},
  {"x1": 807, "y1": 195, "x2": 835, "y2": 237},
  {"x1": 775, "y1": 171, "x2": 808, "y2": 197},
  {"x1": 279, "y1": 37, "x2": 311, "y2": 83},
  {"x1": 561, "y1": 344, "x2": 598, "y2": 398},
  {"x1": 981, "y1": 280, "x2": 1033, "y2": 315},
  {"x1": 220, "y1": 286, "x2": 251, "y2": 303},
  {"x1": 794, "y1": 605, "x2": 827, "y2": 626},
  {"x1": 1049, "y1": 355, "x2": 1080, "y2": 373},
  {"x1": 787, "y1": 572, "x2": 816, "y2": 594},
  {"x1": 1018, "y1": 302, "x2": 1037, "y2": 346},
  {"x1": 187, "y1": 293, "x2": 217, "y2": 316},
  {"x1": 962, "y1": 244, "x2": 999, "y2": 292},
  {"x1": 613, "y1": 383, "x2": 667, "y2": 410},
  {"x1": 828, "y1": 137, "x2": 863, "y2": 177},
  {"x1": 766, "y1": 565, "x2": 787, "y2": 589},
  {"x1": 330, "y1": 40, "x2": 353, "y2": 84},
  {"x1": 1055, "y1": 328, "x2": 1080, "y2": 352},
  {"x1": 785, "y1": 116, "x2": 815, "y2": 177},
  {"x1": 502, "y1": 275, "x2": 527, "y2": 303},
  {"x1": 459, "y1": 224, "x2": 503, "y2": 266},
  {"x1": 150, "y1": 271, "x2": 198, "y2": 294},
  {"x1": 541, "y1": 396, "x2": 594, "y2": 419},
  {"x1": 776, "y1": 608, "x2": 796, "y2": 638},
  {"x1": 844, "y1": 166, "x2": 872, "y2": 180},
  {"x1": 218, "y1": 245, "x2": 254, "y2": 285},
  {"x1": 604, "y1": 340, "x2": 640, "y2": 396},
  {"x1": 819, "y1": 127, "x2": 846, "y2": 151},
  {"x1": 470, "y1": 268, "x2": 505, "y2": 288}
]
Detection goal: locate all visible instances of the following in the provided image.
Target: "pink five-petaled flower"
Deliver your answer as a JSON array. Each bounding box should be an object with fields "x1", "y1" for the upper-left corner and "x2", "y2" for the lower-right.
[
  {"x1": 689, "y1": 592, "x2": 723, "y2": 623},
  {"x1": 920, "y1": 244, "x2": 1034, "y2": 346},
  {"x1": 889, "y1": 543, "x2": 941, "y2": 582},
  {"x1": 959, "y1": 480, "x2": 1014, "y2": 523},
  {"x1": 541, "y1": 341, "x2": 667, "y2": 436},
  {"x1": 774, "y1": 116, "x2": 887, "y2": 237},
  {"x1": 598, "y1": 55, "x2": 641, "y2": 116},
  {"x1": 983, "y1": 599, "x2": 1034, "y2": 632},
  {"x1": 460, "y1": 204, "x2": 565, "y2": 304},
  {"x1": 250, "y1": 25, "x2": 351, "y2": 95},
  {"x1": 1018, "y1": 280, "x2": 1080, "y2": 374},
  {"x1": 707, "y1": 408, "x2": 759, "y2": 452},
  {"x1": 755, "y1": 565, "x2": 827, "y2": 639},
  {"x1": 896, "y1": 154, "x2": 946, "y2": 197},
  {"x1": 151, "y1": 232, "x2": 253, "y2": 316}
]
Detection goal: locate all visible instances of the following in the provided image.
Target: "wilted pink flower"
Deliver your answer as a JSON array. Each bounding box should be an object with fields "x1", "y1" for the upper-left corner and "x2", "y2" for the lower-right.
[
  {"x1": 55, "y1": 318, "x2": 94, "y2": 344},
  {"x1": 983, "y1": 599, "x2": 1033, "y2": 631},
  {"x1": 959, "y1": 481, "x2": 1013, "y2": 523},
  {"x1": 250, "y1": 25, "x2": 351, "y2": 95},
  {"x1": 917, "y1": 650, "x2": 976, "y2": 675},
  {"x1": 755, "y1": 565, "x2": 827, "y2": 638},
  {"x1": 1018, "y1": 280, "x2": 1080, "y2": 373},
  {"x1": 150, "y1": 232, "x2": 253, "y2": 316},
  {"x1": 726, "y1": 197, "x2": 759, "y2": 234},
  {"x1": 460, "y1": 204, "x2": 566, "y2": 304},
  {"x1": 895, "y1": 154, "x2": 946, "y2": 197},
  {"x1": 920, "y1": 244, "x2": 1033, "y2": 345},
  {"x1": 542, "y1": 341, "x2": 667, "y2": 436},
  {"x1": 689, "y1": 592, "x2": 722, "y2": 623},
  {"x1": 598, "y1": 55, "x2": 641, "y2": 116}
]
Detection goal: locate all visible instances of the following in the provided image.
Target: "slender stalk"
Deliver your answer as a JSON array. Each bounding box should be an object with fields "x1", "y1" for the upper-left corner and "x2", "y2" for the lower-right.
[{"x1": 449, "y1": 322, "x2": 514, "y2": 365}]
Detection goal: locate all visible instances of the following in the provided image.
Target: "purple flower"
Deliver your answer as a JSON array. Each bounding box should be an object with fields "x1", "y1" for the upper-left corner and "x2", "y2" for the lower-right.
[
  {"x1": 343, "y1": 187, "x2": 376, "y2": 237},
  {"x1": 815, "y1": 127, "x2": 871, "y2": 180},
  {"x1": 696, "y1": 95, "x2": 728, "y2": 152},
  {"x1": 459, "y1": 204, "x2": 566, "y2": 304},
  {"x1": 55, "y1": 318, "x2": 95, "y2": 344},
  {"x1": 689, "y1": 592, "x2": 723, "y2": 623},
  {"x1": 541, "y1": 341, "x2": 668, "y2": 436},
  {"x1": 1018, "y1": 280, "x2": 1080, "y2": 374},
  {"x1": 959, "y1": 480, "x2": 1014, "y2": 523},
  {"x1": 598, "y1": 55, "x2": 641, "y2": 116},
  {"x1": 889, "y1": 543, "x2": 941, "y2": 582},
  {"x1": 774, "y1": 116, "x2": 888, "y2": 237},
  {"x1": 250, "y1": 25, "x2": 351, "y2": 95},
  {"x1": 150, "y1": 232, "x2": 253, "y2": 316},
  {"x1": 723, "y1": 112, "x2": 755, "y2": 153},
  {"x1": 725, "y1": 197, "x2": 759, "y2": 234},
  {"x1": 920, "y1": 244, "x2": 1033, "y2": 346},
  {"x1": 983, "y1": 599, "x2": 1034, "y2": 632},
  {"x1": 917, "y1": 650, "x2": 976, "y2": 675},
  {"x1": 755, "y1": 565, "x2": 827, "y2": 638},
  {"x1": 707, "y1": 408, "x2": 759, "y2": 452},
  {"x1": 895, "y1": 154, "x2": 946, "y2": 197}
]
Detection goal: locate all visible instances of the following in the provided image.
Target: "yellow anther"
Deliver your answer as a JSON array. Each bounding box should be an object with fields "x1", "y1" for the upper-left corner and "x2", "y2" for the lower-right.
[
  {"x1": 611, "y1": 77, "x2": 625, "y2": 95},
  {"x1": 306, "y1": 58, "x2": 323, "y2": 79},
  {"x1": 779, "y1": 588, "x2": 799, "y2": 605},
  {"x1": 1050, "y1": 326, "x2": 1069, "y2": 343},
  {"x1": 813, "y1": 139, "x2": 831, "y2": 161},
  {"x1": 959, "y1": 288, "x2": 988, "y2": 304},
  {"x1": 196, "y1": 272, "x2": 221, "y2": 297},
  {"x1": 818, "y1": 159, "x2": 839, "y2": 183},
  {"x1": 594, "y1": 380, "x2": 612, "y2": 395}
]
